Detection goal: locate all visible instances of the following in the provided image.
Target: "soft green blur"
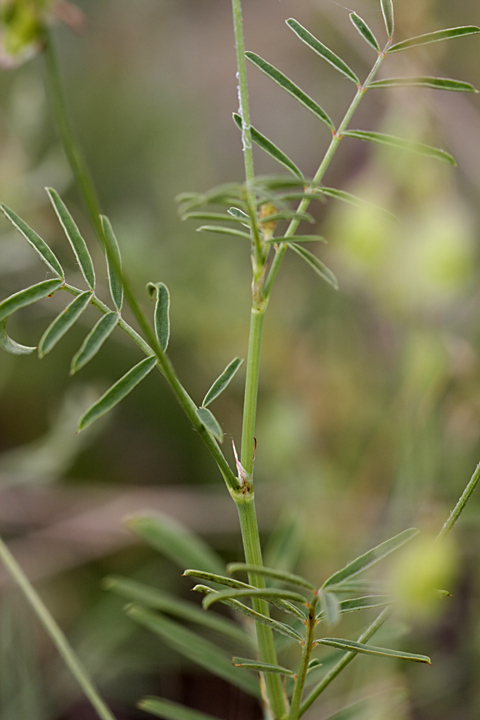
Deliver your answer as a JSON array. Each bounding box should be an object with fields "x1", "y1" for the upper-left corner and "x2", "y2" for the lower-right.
[{"x1": 0, "y1": 0, "x2": 480, "y2": 718}]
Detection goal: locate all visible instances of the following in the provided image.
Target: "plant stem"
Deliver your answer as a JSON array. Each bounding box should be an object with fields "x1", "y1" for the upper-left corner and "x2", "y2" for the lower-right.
[
  {"x1": 288, "y1": 600, "x2": 317, "y2": 720},
  {"x1": 264, "y1": 48, "x2": 388, "y2": 299},
  {"x1": 0, "y1": 535, "x2": 117, "y2": 720},
  {"x1": 436, "y1": 460, "x2": 480, "y2": 541},
  {"x1": 241, "y1": 305, "x2": 266, "y2": 472}
]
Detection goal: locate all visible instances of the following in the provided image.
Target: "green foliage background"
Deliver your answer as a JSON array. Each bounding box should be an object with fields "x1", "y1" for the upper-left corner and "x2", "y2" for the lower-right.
[{"x1": 0, "y1": 0, "x2": 480, "y2": 718}]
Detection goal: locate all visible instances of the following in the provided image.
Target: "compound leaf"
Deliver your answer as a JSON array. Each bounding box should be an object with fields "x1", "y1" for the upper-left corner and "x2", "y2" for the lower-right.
[
  {"x1": 0, "y1": 203, "x2": 64, "y2": 279},
  {"x1": 70, "y1": 311, "x2": 119, "y2": 374},
  {"x1": 287, "y1": 19, "x2": 359, "y2": 84},
  {"x1": 77, "y1": 355, "x2": 157, "y2": 431},
  {"x1": 47, "y1": 188, "x2": 95, "y2": 289}
]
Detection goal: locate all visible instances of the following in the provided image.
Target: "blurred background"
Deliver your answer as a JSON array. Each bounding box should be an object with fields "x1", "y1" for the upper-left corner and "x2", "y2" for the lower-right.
[{"x1": 1, "y1": 0, "x2": 480, "y2": 718}]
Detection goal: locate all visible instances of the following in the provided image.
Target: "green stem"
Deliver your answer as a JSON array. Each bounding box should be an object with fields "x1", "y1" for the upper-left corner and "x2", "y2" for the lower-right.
[
  {"x1": 0, "y1": 535, "x2": 117, "y2": 720},
  {"x1": 241, "y1": 305, "x2": 266, "y2": 472},
  {"x1": 288, "y1": 600, "x2": 317, "y2": 720},
  {"x1": 264, "y1": 48, "x2": 388, "y2": 300},
  {"x1": 436, "y1": 460, "x2": 480, "y2": 541}
]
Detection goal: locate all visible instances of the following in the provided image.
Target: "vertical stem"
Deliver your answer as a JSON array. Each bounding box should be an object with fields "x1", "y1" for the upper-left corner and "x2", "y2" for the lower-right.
[
  {"x1": 241, "y1": 305, "x2": 266, "y2": 472},
  {"x1": 437, "y1": 461, "x2": 480, "y2": 541},
  {"x1": 0, "y1": 536, "x2": 117, "y2": 720},
  {"x1": 288, "y1": 600, "x2": 317, "y2": 720}
]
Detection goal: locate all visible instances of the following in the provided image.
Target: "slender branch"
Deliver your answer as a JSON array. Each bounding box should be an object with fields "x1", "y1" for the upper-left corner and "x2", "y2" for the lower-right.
[
  {"x1": 288, "y1": 599, "x2": 317, "y2": 720},
  {"x1": 0, "y1": 535, "x2": 117, "y2": 720},
  {"x1": 437, "y1": 461, "x2": 480, "y2": 541}
]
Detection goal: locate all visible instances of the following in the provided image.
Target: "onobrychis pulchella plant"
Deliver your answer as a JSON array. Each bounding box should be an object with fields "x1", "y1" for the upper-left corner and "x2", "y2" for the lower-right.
[{"x1": 0, "y1": 1, "x2": 479, "y2": 720}]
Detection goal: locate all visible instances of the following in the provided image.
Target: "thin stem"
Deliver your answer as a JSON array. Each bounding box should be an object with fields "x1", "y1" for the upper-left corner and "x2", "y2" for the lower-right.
[
  {"x1": 264, "y1": 48, "x2": 388, "y2": 300},
  {"x1": 436, "y1": 460, "x2": 480, "y2": 541},
  {"x1": 0, "y1": 535, "x2": 117, "y2": 720},
  {"x1": 241, "y1": 305, "x2": 266, "y2": 472},
  {"x1": 288, "y1": 600, "x2": 317, "y2": 720}
]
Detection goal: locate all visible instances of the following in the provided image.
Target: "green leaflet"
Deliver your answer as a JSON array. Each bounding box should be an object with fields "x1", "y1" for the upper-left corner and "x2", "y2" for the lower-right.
[
  {"x1": 349, "y1": 12, "x2": 381, "y2": 53},
  {"x1": 127, "y1": 606, "x2": 261, "y2": 698},
  {"x1": 245, "y1": 52, "x2": 334, "y2": 130},
  {"x1": 368, "y1": 77, "x2": 478, "y2": 93},
  {"x1": 194, "y1": 585, "x2": 304, "y2": 643},
  {"x1": 288, "y1": 242, "x2": 339, "y2": 290},
  {"x1": 266, "y1": 235, "x2": 326, "y2": 245},
  {"x1": 196, "y1": 225, "x2": 251, "y2": 240},
  {"x1": 388, "y1": 26, "x2": 480, "y2": 53},
  {"x1": 104, "y1": 576, "x2": 254, "y2": 649},
  {"x1": 139, "y1": 697, "x2": 222, "y2": 720},
  {"x1": 316, "y1": 186, "x2": 397, "y2": 221},
  {"x1": 77, "y1": 355, "x2": 157, "y2": 431},
  {"x1": 322, "y1": 528, "x2": 419, "y2": 589},
  {"x1": 316, "y1": 638, "x2": 431, "y2": 664},
  {"x1": 343, "y1": 130, "x2": 456, "y2": 165},
  {"x1": 101, "y1": 216, "x2": 124, "y2": 310},
  {"x1": 0, "y1": 203, "x2": 64, "y2": 279},
  {"x1": 47, "y1": 188, "x2": 96, "y2": 289},
  {"x1": 202, "y1": 357, "x2": 243, "y2": 407},
  {"x1": 183, "y1": 212, "x2": 245, "y2": 223},
  {"x1": 232, "y1": 657, "x2": 296, "y2": 676},
  {"x1": 196, "y1": 407, "x2": 224, "y2": 443},
  {"x1": 0, "y1": 279, "x2": 63, "y2": 324},
  {"x1": 70, "y1": 311, "x2": 119, "y2": 374},
  {"x1": 317, "y1": 596, "x2": 391, "y2": 619},
  {"x1": 38, "y1": 290, "x2": 93, "y2": 358},
  {"x1": 147, "y1": 282, "x2": 171, "y2": 352},
  {"x1": 318, "y1": 591, "x2": 340, "y2": 628},
  {"x1": 125, "y1": 513, "x2": 225, "y2": 575},
  {"x1": 0, "y1": 319, "x2": 36, "y2": 355},
  {"x1": 202, "y1": 587, "x2": 308, "y2": 611},
  {"x1": 380, "y1": 0, "x2": 394, "y2": 39},
  {"x1": 227, "y1": 563, "x2": 315, "y2": 591},
  {"x1": 228, "y1": 207, "x2": 249, "y2": 221},
  {"x1": 258, "y1": 211, "x2": 314, "y2": 224},
  {"x1": 233, "y1": 113, "x2": 304, "y2": 179},
  {"x1": 287, "y1": 19, "x2": 359, "y2": 85}
]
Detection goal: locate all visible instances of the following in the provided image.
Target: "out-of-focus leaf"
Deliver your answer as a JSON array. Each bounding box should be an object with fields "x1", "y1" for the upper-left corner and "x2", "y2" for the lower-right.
[
  {"x1": 202, "y1": 357, "x2": 243, "y2": 407},
  {"x1": 232, "y1": 657, "x2": 296, "y2": 675},
  {"x1": 343, "y1": 130, "x2": 456, "y2": 165},
  {"x1": 233, "y1": 114, "x2": 304, "y2": 179},
  {"x1": 77, "y1": 355, "x2": 157, "y2": 431},
  {"x1": 104, "y1": 576, "x2": 254, "y2": 649},
  {"x1": 245, "y1": 52, "x2": 334, "y2": 130},
  {"x1": 350, "y1": 13, "x2": 381, "y2": 52},
  {"x1": 127, "y1": 606, "x2": 261, "y2": 698},
  {"x1": 125, "y1": 513, "x2": 225, "y2": 574},
  {"x1": 388, "y1": 26, "x2": 480, "y2": 53},
  {"x1": 323, "y1": 529, "x2": 419, "y2": 589},
  {"x1": 0, "y1": 320, "x2": 36, "y2": 355},
  {"x1": 380, "y1": 0, "x2": 394, "y2": 39},
  {"x1": 203, "y1": 587, "x2": 308, "y2": 611},
  {"x1": 259, "y1": 210, "x2": 314, "y2": 224},
  {"x1": 227, "y1": 563, "x2": 315, "y2": 591},
  {"x1": 266, "y1": 234, "x2": 326, "y2": 245},
  {"x1": 316, "y1": 638, "x2": 431, "y2": 663},
  {"x1": 287, "y1": 19, "x2": 359, "y2": 84},
  {"x1": 0, "y1": 203, "x2": 64, "y2": 279},
  {"x1": 316, "y1": 187, "x2": 397, "y2": 221},
  {"x1": 139, "y1": 697, "x2": 222, "y2": 720},
  {"x1": 196, "y1": 407, "x2": 224, "y2": 443},
  {"x1": 70, "y1": 311, "x2": 119, "y2": 374},
  {"x1": 183, "y1": 212, "x2": 244, "y2": 223},
  {"x1": 147, "y1": 282, "x2": 170, "y2": 352},
  {"x1": 317, "y1": 596, "x2": 391, "y2": 619},
  {"x1": 319, "y1": 591, "x2": 341, "y2": 628},
  {"x1": 47, "y1": 188, "x2": 95, "y2": 289},
  {"x1": 194, "y1": 585, "x2": 304, "y2": 642},
  {"x1": 0, "y1": 279, "x2": 63, "y2": 323},
  {"x1": 38, "y1": 290, "x2": 92, "y2": 358},
  {"x1": 288, "y1": 243, "x2": 338, "y2": 289},
  {"x1": 101, "y1": 215, "x2": 124, "y2": 310},
  {"x1": 368, "y1": 77, "x2": 478, "y2": 92},
  {"x1": 197, "y1": 225, "x2": 251, "y2": 240},
  {"x1": 264, "y1": 513, "x2": 305, "y2": 573}
]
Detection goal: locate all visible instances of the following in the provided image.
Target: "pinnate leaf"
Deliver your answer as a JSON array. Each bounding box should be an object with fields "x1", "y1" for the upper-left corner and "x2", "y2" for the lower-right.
[
  {"x1": 0, "y1": 279, "x2": 63, "y2": 323},
  {"x1": 70, "y1": 311, "x2": 119, "y2": 374},
  {"x1": 147, "y1": 282, "x2": 171, "y2": 352},
  {"x1": 127, "y1": 606, "x2": 261, "y2": 698},
  {"x1": 343, "y1": 130, "x2": 456, "y2": 165},
  {"x1": 233, "y1": 114, "x2": 304, "y2": 179},
  {"x1": 126, "y1": 513, "x2": 225, "y2": 574},
  {"x1": 245, "y1": 52, "x2": 334, "y2": 130},
  {"x1": 322, "y1": 528, "x2": 419, "y2": 589},
  {"x1": 0, "y1": 203, "x2": 64, "y2": 279},
  {"x1": 287, "y1": 19, "x2": 359, "y2": 84},
  {"x1": 101, "y1": 215, "x2": 124, "y2": 310},
  {"x1": 202, "y1": 357, "x2": 243, "y2": 407},
  {"x1": 388, "y1": 26, "x2": 480, "y2": 53},
  {"x1": 38, "y1": 290, "x2": 93, "y2": 358},
  {"x1": 350, "y1": 12, "x2": 381, "y2": 53},
  {"x1": 316, "y1": 638, "x2": 431, "y2": 664},
  {"x1": 77, "y1": 355, "x2": 157, "y2": 431},
  {"x1": 47, "y1": 188, "x2": 95, "y2": 289}
]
